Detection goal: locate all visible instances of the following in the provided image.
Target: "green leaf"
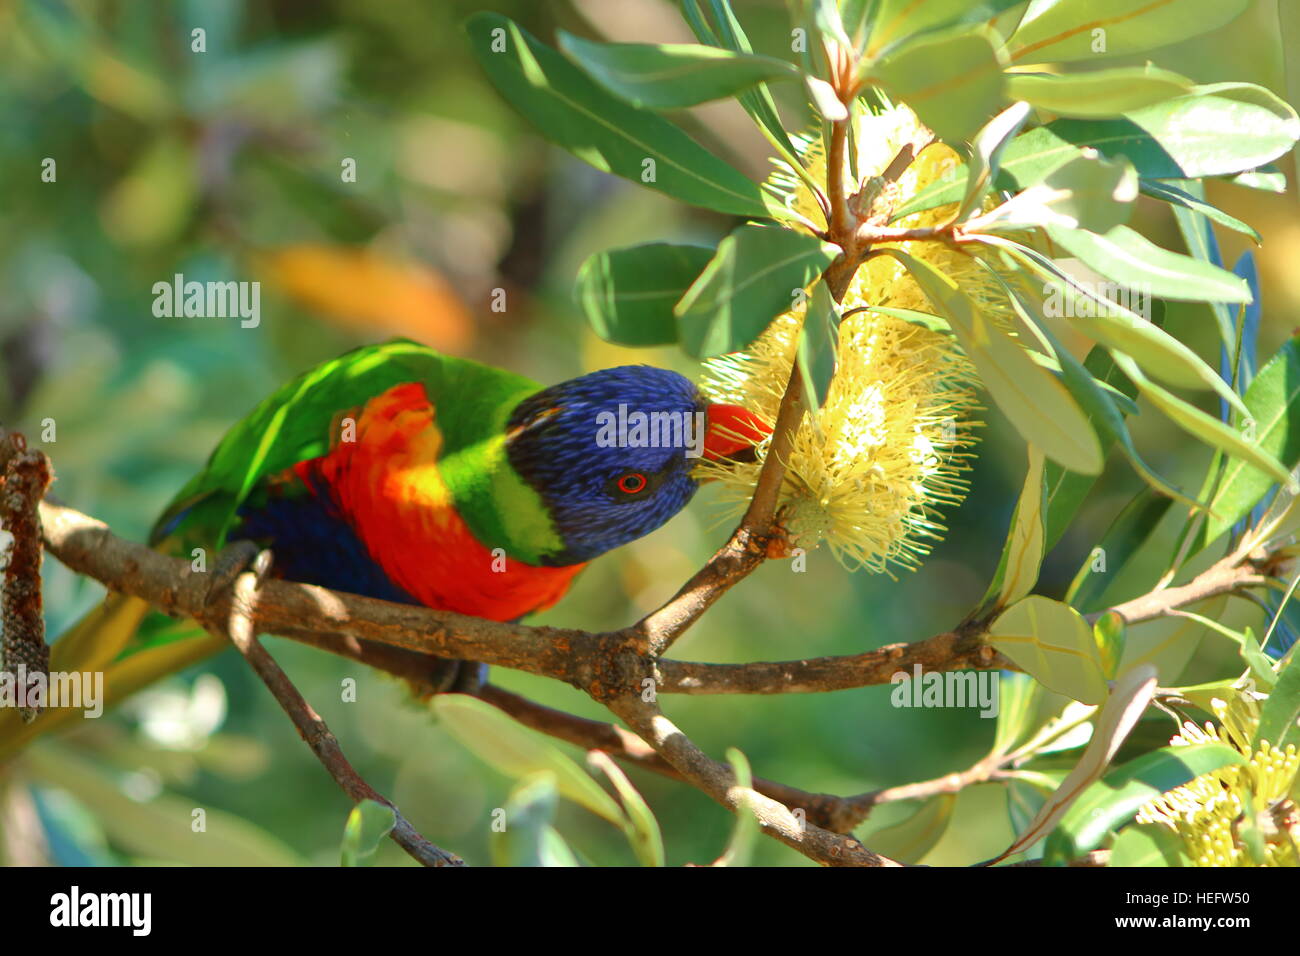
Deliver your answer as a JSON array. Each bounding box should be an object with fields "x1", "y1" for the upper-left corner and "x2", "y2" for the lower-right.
[
  {"x1": 587, "y1": 751, "x2": 665, "y2": 867},
  {"x1": 992, "y1": 665, "x2": 1158, "y2": 862},
  {"x1": 1254, "y1": 649, "x2": 1300, "y2": 752},
  {"x1": 341, "y1": 799, "x2": 395, "y2": 867},
  {"x1": 993, "y1": 240, "x2": 1248, "y2": 415},
  {"x1": 980, "y1": 151, "x2": 1136, "y2": 234},
  {"x1": 1140, "y1": 180, "x2": 1260, "y2": 242},
  {"x1": 1042, "y1": 742, "x2": 1246, "y2": 864},
  {"x1": 1110, "y1": 350, "x2": 1293, "y2": 487},
  {"x1": 872, "y1": 27, "x2": 1006, "y2": 144},
  {"x1": 886, "y1": 249, "x2": 1102, "y2": 474},
  {"x1": 716, "y1": 748, "x2": 759, "y2": 867},
  {"x1": 992, "y1": 672, "x2": 1043, "y2": 756},
  {"x1": 675, "y1": 225, "x2": 837, "y2": 357},
  {"x1": 798, "y1": 281, "x2": 839, "y2": 411},
  {"x1": 897, "y1": 90, "x2": 1300, "y2": 219},
  {"x1": 864, "y1": 0, "x2": 1027, "y2": 57},
  {"x1": 490, "y1": 773, "x2": 580, "y2": 867},
  {"x1": 680, "y1": 0, "x2": 799, "y2": 163},
  {"x1": 864, "y1": 794, "x2": 956, "y2": 865},
  {"x1": 1046, "y1": 224, "x2": 1250, "y2": 305},
  {"x1": 556, "y1": 33, "x2": 797, "y2": 109},
  {"x1": 958, "y1": 101, "x2": 1034, "y2": 222},
  {"x1": 575, "y1": 242, "x2": 715, "y2": 346},
  {"x1": 434, "y1": 695, "x2": 626, "y2": 827},
  {"x1": 982, "y1": 445, "x2": 1047, "y2": 610},
  {"x1": 1067, "y1": 488, "x2": 1172, "y2": 612},
  {"x1": 465, "y1": 13, "x2": 768, "y2": 217},
  {"x1": 1007, "y1": 0, "x2": 1251, "y2": 63},
  {"x1": 1108, "y1": 823, "x2": 1190, "y2": 867},
  {"x1": 1198, "y1": 336, "x2": 1300, "y2": 548},
  {"x1": 989, "y1": 596, "x2": 1110, "y2": 705},
  {"x1": 1006, "y1": 66, "x2": 1194, "y2": 118},
  {"x1": 1000, "y1": 272, "x2": 1201, "y2": 519},
  {"x1": 1093, "y1": 611, "x2": 1127, "y2": 681},
  {"x1": 24, "y1": 744, "x2": 306, "y2": 866}
]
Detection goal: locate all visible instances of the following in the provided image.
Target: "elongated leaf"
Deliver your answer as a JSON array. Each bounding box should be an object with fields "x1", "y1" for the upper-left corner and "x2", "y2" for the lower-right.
[
  {"x1": 575, "y1": 242, "x2": 715, "y2": 346},
  {"x1": 897, "y1": 90, "x2": 1300, "y2": 218},
  {"x1": 865, "y1": 0, "x2": 1026, "y2": 57},
  {"x1": 1198, "y1": 337, "x2": 1300, "y2": 548},
  {"x1": 434, "y1": 695, "x2": 626, "y2": 826},
  {"x1": 675, "y1": 225, "x2": 836, "y2": 357},
  {"x1": 1000, "y1": 275, "x2": 1202, "y2": 520},
  {"x1": 681, "y1": 0, "x2": 798, "y2": 163},
  {"x1": 557, "y1": 33, "x2": 797, "y2": 109},
  {"x1": 798, "y1": 281, "x2": 839, "y2": 411},
  {"x1": 993, "y1": 240, "x2": 1247, "y2": 415},
  {"x1": 1042, "y1": 742, "x2": 1246, "y2": 864},
  {"x1": 887, "y1": 250, "x2": 1102, "y2": 474},
  {"x1": 1141, "y1": 179, "x2": 1259, "y2": 241},
  {"x1": 1007, "y1": 67, "x2": 1194, "y2": 117},
  {"x1": 24, "y1": 745, "x2": 306, "y2": 866},
  {"x1": 983, "y1": 445, "x2": 1047, "y2": 610},
  {"x1": 1110, "y1": 351, "x2": 1293, "y2": 486},
  {"x1": 341, "y1": 799, "x2": 395, "y2": 867},
  {"x1": 992, "y1": 673, "x2": 1043, "y2": 756},
  {"x1": 490, "y1": 773, "x2": 580, "y2": 868},
  {"x1": 1047, "y1": 224, "x2": 1250, "y2": 304},
  {"x1": 1254, "y1": 650, "x2": 1300, "y2": 752},
  {"x1": 1068, "y1": 487, "x2": 1171, "y2": 612},
  {"x1": 872, "y1": 27, "x2": 1006, "y2": 144},
  {"x1": 466, "y1": 13, "x2": 768, "y2": 217},
  {"x1": 981, "y1": 151, "x2": 1136, "y2": 233},
  {"x1": 1007, "y1": 0, "x2": 1251, "y2": 63},
  {"x1": 864, "y1": 795, "x2": 956, "y2": 865},
  {"x1": 1108, "y1": 823, "x2": 1190, "y2": 867},
  {"x1": 989, "y1": 596, "x2": 1110, "y2": 705},
  {"x1": 716, "y1": 748, "x2": 759, "y2": 867},
  {"x1": 958, "y1": 101, "x2": 1033, "y2": 222},
  {"x1": 991, "y1": 665, "x2": 1157, "y2": 863},
  {"x1": 587, "y1": 751, "x2": 664, "y2": 868},
  {"x1": 1093, "y1": 612, "x2": 1126, "y2": 681}
]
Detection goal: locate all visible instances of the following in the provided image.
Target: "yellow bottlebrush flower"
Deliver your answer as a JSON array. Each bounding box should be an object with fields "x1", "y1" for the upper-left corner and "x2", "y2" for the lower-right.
[
  {"x1": 1135, "y1": 690, "x2": 1300, "y2": 867},
  {"x1": 697, "y1": 105, "x2": 999, "y2": 574}
]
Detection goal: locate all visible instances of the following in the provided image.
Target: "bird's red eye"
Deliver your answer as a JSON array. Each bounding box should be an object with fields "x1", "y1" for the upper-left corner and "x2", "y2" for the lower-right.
[{"x1": 617, "y1": 472, "x2": 648, "y2": 495}]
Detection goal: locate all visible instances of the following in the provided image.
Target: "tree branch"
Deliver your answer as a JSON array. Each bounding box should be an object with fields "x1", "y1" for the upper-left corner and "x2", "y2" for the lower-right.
[{"x1": 218, "y1": 560, "x2": 462, "y2": 867}]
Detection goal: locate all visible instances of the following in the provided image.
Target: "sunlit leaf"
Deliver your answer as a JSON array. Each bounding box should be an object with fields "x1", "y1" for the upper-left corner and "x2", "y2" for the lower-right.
[
  {"x1": 574, "y1": 242, "x2": 715, "y2": 346},
  {"x1": 989, "y1": 596, "x2": 1110, "y2": 705},
  {"x1": 675, "y1": 225, "x2": 836, "y2": 357},
  {"x1": 466, "y1": 13, "x2": 769, "y2": 217},
  {"x1": 556, "y1": 33, "x2": 797, "y2": 109}
]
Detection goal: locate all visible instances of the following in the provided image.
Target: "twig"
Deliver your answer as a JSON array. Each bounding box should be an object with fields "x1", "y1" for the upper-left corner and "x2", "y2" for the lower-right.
[{"x1": 218, "y1": 558, "x2": 463, "y2": 867}]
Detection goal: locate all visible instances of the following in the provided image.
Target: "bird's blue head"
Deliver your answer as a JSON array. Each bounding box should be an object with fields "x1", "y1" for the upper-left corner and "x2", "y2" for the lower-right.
[{"x1": 505, "y1": 365, "x2": 765, "y2": 566}]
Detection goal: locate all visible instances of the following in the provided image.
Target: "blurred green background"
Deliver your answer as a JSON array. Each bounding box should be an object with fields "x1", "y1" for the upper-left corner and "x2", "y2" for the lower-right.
[{"x1": 1, "y1": 0, "x2": 1298, "y2": 866}]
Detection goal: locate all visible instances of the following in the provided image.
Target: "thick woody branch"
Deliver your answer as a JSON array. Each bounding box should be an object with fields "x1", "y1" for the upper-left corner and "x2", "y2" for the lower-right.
[{"x1": 0, "y1": 429, "x2": 52, "y2": 723}]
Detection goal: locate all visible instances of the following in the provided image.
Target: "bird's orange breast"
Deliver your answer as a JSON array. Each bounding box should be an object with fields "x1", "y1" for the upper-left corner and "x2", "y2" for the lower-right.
[{"x1": 297, "y1": 382, "x2": 584, "y2": 621}]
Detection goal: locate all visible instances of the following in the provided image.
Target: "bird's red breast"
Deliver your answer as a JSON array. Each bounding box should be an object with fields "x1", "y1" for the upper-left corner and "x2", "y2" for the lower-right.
[{"x1": 296, "y1": 382, "x2": 584, "y2": 621}]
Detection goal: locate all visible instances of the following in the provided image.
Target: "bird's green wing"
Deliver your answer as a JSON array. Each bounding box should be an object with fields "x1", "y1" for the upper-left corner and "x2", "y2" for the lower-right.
[{"x1": 151, "y1": 339, "x2": 541, "y2": 552}]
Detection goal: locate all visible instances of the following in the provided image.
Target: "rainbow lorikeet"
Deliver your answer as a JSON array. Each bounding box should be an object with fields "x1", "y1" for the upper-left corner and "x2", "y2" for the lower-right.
[{"x1": 116, "y1": 339, "x2": 765, "y2": 690}]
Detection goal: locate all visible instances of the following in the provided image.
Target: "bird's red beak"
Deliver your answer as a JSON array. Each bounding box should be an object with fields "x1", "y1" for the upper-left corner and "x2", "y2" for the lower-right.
[{"x1": 703, "y1": 403, "x2": 771, "y2": 462}]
